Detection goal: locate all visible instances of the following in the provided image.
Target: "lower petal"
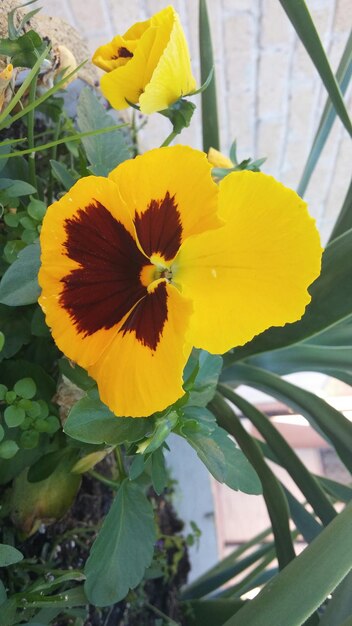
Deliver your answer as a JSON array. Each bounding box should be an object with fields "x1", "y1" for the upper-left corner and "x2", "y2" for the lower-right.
[
  {"x1": 88, "y1": 282, "x2": 193, "y2": 417},
  {"x1": 175, "y1": 170, "x2": 322, "y2": 354}
]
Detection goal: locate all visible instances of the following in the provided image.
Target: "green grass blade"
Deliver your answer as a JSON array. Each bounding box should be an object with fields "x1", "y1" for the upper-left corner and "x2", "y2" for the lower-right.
[
  {"x1": 221, "y1": 363, "x2": 352, "y2": 472},
  {"x1": 0, "y1": 44, "x2": 50, "y2": 127},
  {"x1": 212, "y1": 393, "x2": 296, "y2": 570},
  {"x1": 181, "y1": 527, "x2": 272, "y2": 600},
  {"x1": 328, "y1": 177, "x2": 352, "y2": 243},
  {"x1": 283, "y1": 488, "x2": 323, "y2": 543},
  {"x1": 218, "y1": 385, "x2": 336, "y2": 526},
  {"x1": 278, "y1": 0, "x2": 351, "y2": 135},
  {"x1": 298, "y1": 31, "x2": 352, "y2": 197},
  {"x1": 199, "y1": 0, "x2": 220, "y2": 151},
  {"x1": 0, "y1": 59, "x2": 86, "y2": 132},
  {"x1": 319, "y1": 570, "x2": 352, "y2": 626},
  {"x1": 248, "y1": 345, "x2": 352, "y2": 376},
  {"x1": 223, "y1": 503, "x2": 352, "y2": 626},
  {"x1": 0, "y1": 124, "x2": 126, "y2": 159}
]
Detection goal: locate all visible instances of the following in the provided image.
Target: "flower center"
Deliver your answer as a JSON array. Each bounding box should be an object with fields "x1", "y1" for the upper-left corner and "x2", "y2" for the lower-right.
[{"x1": 140, "y1": 263, "x2": 174, "y2": 288}]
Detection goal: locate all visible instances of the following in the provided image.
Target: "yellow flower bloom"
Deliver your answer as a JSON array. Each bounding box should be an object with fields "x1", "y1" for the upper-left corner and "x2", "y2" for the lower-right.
[
  {"x1": 92, "y1": 6, "x2": 196, "y2": 114},
  {"x1": 208, "y1": 147, "x2": 233, "y2": 169},
  {"x1": 39, "y1": 146, "x2": 322, "y2": 418}
]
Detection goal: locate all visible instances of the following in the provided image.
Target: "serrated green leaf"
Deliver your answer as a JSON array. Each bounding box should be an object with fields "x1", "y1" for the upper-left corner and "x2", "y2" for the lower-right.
[
  {"x1": 77, "y1": 88, "x2": 131, "y2": 176},
  {"x1": 84, "y1": 480, "x2": 156, "y2": 606},
  {"x1": 64, "y1": 396, "x2": 151, "y2": 445},
  {"x1": 184, "y1": 350, "x2": 223, "y2": 407},
  {"x1": 0, "y1": 242, "x2": 40, "y2": 306},
  {"x1": 0, "y1": 543, "x2": 23, "y2": 566}
]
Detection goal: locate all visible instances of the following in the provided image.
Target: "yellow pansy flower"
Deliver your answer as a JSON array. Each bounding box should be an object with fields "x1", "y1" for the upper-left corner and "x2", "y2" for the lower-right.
[
  {"x1": 92, "y1": 6, "x2": 196, "y2": 114},
  {"x1": 208, "y1": 147, "x2": 234, "y2": 169},
  {"x1": 39, "y1": 146, "x2": 322, "y2": 418}
]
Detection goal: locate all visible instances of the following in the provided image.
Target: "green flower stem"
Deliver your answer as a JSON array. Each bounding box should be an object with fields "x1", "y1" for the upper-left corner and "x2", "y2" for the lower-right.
[
  {"x1": 46, "y1": 118, "x2": 62, "y2": 205},
  {"x1": 88, "y1": 469, "x2": 120, "y2": 490},
  {"x1": 114, "y1": 445, "x2": 127, "y2": 481},
  {"x1": 160, "y1": 130, "x2": 178, "y2": 147},
  {"x1": 144, "y1": 601, "x2": 180, "y2": 625},
  {"x1": 27, "y1": 73, "x2": 38, "y2": 193}
]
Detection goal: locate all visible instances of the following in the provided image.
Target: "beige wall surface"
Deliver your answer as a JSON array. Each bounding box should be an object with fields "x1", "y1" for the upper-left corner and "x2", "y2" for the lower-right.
[{"x1": 42, "y1": 0, "x2": 351, "y2": 242}]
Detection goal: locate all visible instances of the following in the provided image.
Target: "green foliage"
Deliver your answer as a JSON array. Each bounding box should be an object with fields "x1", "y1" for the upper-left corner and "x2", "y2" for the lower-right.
[
  {"x1": 0, "y1": 243, "x2": 40, "y2": 306},
  {"x1": 76, "y1": 88, "x2": 131, "y2": 176},
  {"x1": 199, "y1": 0, "x2": 219, "y2": 151},
  {"x1": 0, "y1": 544, "x2": 23, "y2": 567},
  {"x1": 84, "y1": 480, "x2": 156, "y2": 606}
]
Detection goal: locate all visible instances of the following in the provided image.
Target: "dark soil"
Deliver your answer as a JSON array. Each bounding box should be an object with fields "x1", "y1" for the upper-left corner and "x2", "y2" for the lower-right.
[{"x1": 16, "y1": 465, "x2": 190, "y2": 626}]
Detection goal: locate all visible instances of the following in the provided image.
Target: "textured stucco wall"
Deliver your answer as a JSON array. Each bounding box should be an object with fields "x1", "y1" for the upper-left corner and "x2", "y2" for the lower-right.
[{"x1": 42, "y1": 0, "x2": 351, "y2": 241}]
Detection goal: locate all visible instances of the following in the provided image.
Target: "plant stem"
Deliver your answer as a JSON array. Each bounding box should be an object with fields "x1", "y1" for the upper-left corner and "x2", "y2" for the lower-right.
[
  {"x1": 46, "y1": 118, "x2": 61, "y2": 205},
  {"x1": 114, "y1": 446, "x2": 127, "y2": 481},
  {"x1": 88, "y1": 469, "x2": 119, "y2": 490},
  {"x1": 160, "y1": 130, "x2": 178, "y2": 147},
  {"x1": 145, "y1": 601, "x2": 180, "y2": 625},
  {"x1": 27, "y1": 73, "x2": 38, "y2": 193}
]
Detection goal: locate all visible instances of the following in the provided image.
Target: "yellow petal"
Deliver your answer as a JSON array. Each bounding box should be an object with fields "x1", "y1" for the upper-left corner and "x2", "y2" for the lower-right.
[
  {"x1": 208, "y1": 147, "x2": 233, "y2": 169},
  {"x1": 175, "y1": 171, "x2": 322, "y2": 354},
  {"x1": 139, "y1": 7, "x2": 196, "y2": 114},
  {"x1": 39, "y1": 176, "x2": 140, "y2": 367},
  {"x1": 108, "y1": 145, "x2": 221, "y2": 264},
  {"x1": 88, "y1": 282, "x2": 193, "y2": 417}
]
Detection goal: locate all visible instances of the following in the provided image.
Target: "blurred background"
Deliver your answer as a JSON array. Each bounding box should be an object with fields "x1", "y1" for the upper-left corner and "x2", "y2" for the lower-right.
[{"x1": 41, "y1": 0, "x2": 352, "y2": 584}]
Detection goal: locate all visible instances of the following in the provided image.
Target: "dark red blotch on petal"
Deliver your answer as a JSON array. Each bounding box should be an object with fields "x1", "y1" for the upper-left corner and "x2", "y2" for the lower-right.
[
  {"x1": 60, "y1": 201, "x2": 147, "y2": 336},
  {"x1": 120, "y1": 281, "x2": 168, "y2": 351},
  {"x1": 134, "y1": 192, "x2": 182, "y2": 261}
]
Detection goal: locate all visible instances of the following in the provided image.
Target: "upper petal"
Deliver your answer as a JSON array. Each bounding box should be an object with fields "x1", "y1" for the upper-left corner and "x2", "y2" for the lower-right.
[
  {"x1": 39, "y1": 176, "x2": 148, "y2": 368},
  {"x1": 108, "y1": 145, "x2": 222, "y2": 264},
  {"x1": 175, "y1": 170, "x2": 323, "y2": 354},
  {"x1": 88, "y1": 282, "x2": 193, "y2": 417},
  {"x1": 139, "y1": 7, "x2": 197, "y2": 114}
]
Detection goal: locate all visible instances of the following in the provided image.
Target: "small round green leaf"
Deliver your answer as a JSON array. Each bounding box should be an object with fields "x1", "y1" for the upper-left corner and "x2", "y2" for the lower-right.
[
  {"x1": 14, "y1": 377, "x2": 37, "y2": 399},
  {"x1": 5, "y1": 390, "x2": 17, "y2": 404},
  {"x1": 27, "y1": 198, "x2": 46, "y2": 221},
  {"x1": 0, "y1": 383, "x2": 8, "y2": 399},
  {"x1": 0, "y1": 425, "x2": 4, "y2": 442},
  {"x1": 46, "y1": 416, "x2": 61, "y2": 434},
  {"x1": 0, "y1": 544, "x2": 23, "y2": 567},
  {"x1": 0, "y1": 440, "x2": 19, "y2": 459},
  {"x1": 4, "y1": 405, "x2": 26, "y2": 427},
  {"x1": 20, "y1": 430, "x2": 39, "y2": 449}
]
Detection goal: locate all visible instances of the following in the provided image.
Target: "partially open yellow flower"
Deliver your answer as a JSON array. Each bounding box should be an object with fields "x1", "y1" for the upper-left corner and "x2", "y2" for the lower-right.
[
  {"x1": 39, "y1": 146, "x2": 322, "y2": 418},
  {"x1": 92, "y1": 6, "x2": 196, "y2": 114},
  {"x1": 208, "y1": 147, "x2": 233, "y2": 169}
]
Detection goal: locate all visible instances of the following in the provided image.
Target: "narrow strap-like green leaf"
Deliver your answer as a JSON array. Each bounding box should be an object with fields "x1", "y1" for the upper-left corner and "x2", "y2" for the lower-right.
[
  {"x1": 283, "y1": 488, "x2": 323, "y2": 543},
  {"x1": 181, "y1": 526, "x2": 272, "y2": 600},
  {"x1": 278, "y1": 0, "x2": 352, "y2": 135},
  {"x1": 222, "y1": 363, "x2": 352, "y2": 472},
  {"x1": 329, "y1": 177, "x2": 352, "y2": 243},
  {"x1": 298, "y1": 31, "x2": 352, "y2": 197},
  {"x1": 218, "y1": 385, "x2": 336, "y2": 526},
  {"x1": 223, "y1": 502, "x2": 352, "y2": 626},
  {"x1": 211, "y1": 393, "x2": 296, "y2": 570},
  {"x1": 199, "y1": 0, "x2": 220, "y2": 151},
  {"x1": 248, "y1": 344, "x2": 352, "y2": 377}
]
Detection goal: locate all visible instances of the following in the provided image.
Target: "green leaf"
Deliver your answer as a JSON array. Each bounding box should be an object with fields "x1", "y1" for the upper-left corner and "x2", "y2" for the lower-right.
[
  {"x1": 59, "y1": 358, "x2": 95, "y2": 391},
  {"x1": 222, "y1": 363, "x2": 352, "y2": 472},
  {"x1": 297, "y1": 31, "x2": 352, "y2": 197},
  {"x1": 160, "y1": 98, "x2": 196, "y2": 135},
  {"x1": 218, "y1": 385, "x2": 336, "y2": 525},
  {"x1": 199, "y1": 0, "x2": 220, "y2": 151},
  {"x1": 0, "y1": 30, "x2": 45, "y2": 68},
  {"x1": 278, "y1": 0, "x2": 351, "y2": 136},
  {"x1": 184, "y1": 599, "x2": 245, "y2": 625},
  {"x1": 0, "y1": 242, "x2": 40, "y2": 306},
  {"x1": 212, "y1": 393, "x2": 296, "y2": 569},
  {"x1": 179, "y1": 406, "x2": 261, "y2": 495},
  {"x1": 64, "y1": 396, "x2": 151, "y2": 445},
  {"x1": 27, "y1": 198, "x2": 46, "y2": 221},
  {"x1": 151, "y1": 447, "x2": 168, "y2": 495},
  {"x1": 77, "y1": 88, "x2": 131, "y2": 176},
  {"x1": 141, "y1": 411, "x2": 178, "y2": 455},
  {"x1": 223, "y1": 503, "x2": 352, "y2": 626},
  {"x1": 50, "y1": 159, "x2": 77, "y2": 190},
  {"x1": 0, "y1": 440, "x2": 19, "y2": 459},
  {"x1": 0, "y1": 179, "x2": 36, "y2": 196},
  {"x1": 248, "y1": 344, "x2": 352, "y2": 377},
  {"x1": 4, "y1": 405, "x2": 26, "y2": 427},
  {"x1": 14, "y1": 377, "x2": 37, "y2": 399},
  {"x1": 84, "y1": 480, "x2": 156, "y2": 606},
  {"x1": 184, "y1": 350, "x2": 223, "y2": 407},
  {"x1": 283, "y1": 488, "x2": 323, "y2": 543},
  {"x1": 0, "y1": 332, "x2": 4, "y2": 352},
  {"x1": 329, "y1": 178, "x2": 352, "y2": 243},
  {"x1": 226, "y1": 227, "x2": 352, "y2": 359},
  {"x1": 319, "y1": 570, "x2": 352, "y2": 626},
  {"x1": 0, "y1": 543, "x2": 23, "y2": 566}
]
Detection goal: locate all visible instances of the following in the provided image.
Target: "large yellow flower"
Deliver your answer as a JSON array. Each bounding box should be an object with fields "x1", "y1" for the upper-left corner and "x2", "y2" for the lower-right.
[
  {"x1": 39, "y1": 146, "x2": 322, "y2": 418},
  {"x1": 92, "y1": 6, "x2": 196, "y2": 114}
]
